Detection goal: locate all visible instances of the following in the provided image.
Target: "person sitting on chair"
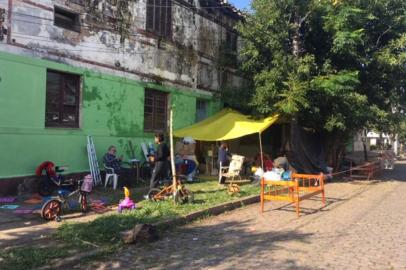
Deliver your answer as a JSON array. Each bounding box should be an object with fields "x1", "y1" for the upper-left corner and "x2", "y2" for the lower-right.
[
  {"x1": 103, "y1": 146, "x2": 132, "y2": 187},
  {"x1": 103, "y1": 146, "x2": 123, "y2": 174},
  {"x1": 149, "y1": 133, "x2": 170, "y2": 189}
]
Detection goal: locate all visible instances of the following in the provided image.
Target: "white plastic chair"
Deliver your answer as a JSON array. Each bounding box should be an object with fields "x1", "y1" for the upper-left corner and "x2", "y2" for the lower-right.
[
  {"x1": 104, "y1": 165, "x2": 118, "y2": 190},
  {"x1": 219, "y1": 155, "x2": 245, "y2": 184}
]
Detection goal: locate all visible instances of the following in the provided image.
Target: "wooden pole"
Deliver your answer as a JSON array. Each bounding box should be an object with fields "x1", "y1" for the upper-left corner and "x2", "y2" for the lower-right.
[
  {"x1": 169, "y1": 108, "x2": 177, "y2": 195},
  {"x1": 259, "y1": 132, "x2": 264, "y2": 170}
]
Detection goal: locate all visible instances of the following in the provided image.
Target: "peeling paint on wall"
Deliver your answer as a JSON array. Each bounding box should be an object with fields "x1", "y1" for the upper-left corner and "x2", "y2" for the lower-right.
[{"x1": 1, "y1": 0, "x2": 244, "y2": 93}]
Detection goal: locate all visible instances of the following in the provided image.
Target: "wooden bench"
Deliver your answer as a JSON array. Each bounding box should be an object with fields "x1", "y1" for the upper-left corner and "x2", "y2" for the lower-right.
[
  {"x1": 350, "y1": 161, "x2": 381, "y2": 180},
  {"x1": 260, "y1": 173, "x2": 325, "y2": 217}
]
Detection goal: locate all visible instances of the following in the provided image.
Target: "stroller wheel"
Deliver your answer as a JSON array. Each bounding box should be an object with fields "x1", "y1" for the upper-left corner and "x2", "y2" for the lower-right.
[
  {"x1": 41, "y1": 199, "x2": 62, "y2": 221},
  {"x1": 38, "y1": 179, "x2": 54, "y2": 196}
]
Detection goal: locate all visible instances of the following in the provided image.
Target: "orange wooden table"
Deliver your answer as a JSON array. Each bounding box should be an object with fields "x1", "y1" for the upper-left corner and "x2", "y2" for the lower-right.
[{"x1": 260, "y1": 173, "x2": 326, "y2": 216}]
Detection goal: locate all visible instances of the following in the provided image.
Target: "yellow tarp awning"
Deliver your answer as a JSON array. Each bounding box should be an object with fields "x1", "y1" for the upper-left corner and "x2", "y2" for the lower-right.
[{"x1": 174, "y1": 108, "x2": 279, "y2": 141}]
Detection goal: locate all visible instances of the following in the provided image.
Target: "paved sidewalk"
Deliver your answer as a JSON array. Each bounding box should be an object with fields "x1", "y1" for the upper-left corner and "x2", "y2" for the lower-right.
[{"x1": 77, "y1": 161, "x2": 406, "y2": 270}]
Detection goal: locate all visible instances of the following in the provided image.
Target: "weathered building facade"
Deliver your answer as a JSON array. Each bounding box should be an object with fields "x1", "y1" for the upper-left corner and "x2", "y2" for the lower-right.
[{"x1": 0, "y1": 0, "x2": 243, "y2": 190}]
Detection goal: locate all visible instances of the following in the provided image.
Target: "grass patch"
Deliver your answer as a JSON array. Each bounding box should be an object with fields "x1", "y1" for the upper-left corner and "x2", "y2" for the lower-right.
[
  {"x1": 0, "y1": 179, "x2": 259, "y2": 269},
  {"x1": 57, "y1": 179, "x2": 259, "y2": 246},
  {"x1": 0, "y1": 245, "x2": 82, "y2": 270}
]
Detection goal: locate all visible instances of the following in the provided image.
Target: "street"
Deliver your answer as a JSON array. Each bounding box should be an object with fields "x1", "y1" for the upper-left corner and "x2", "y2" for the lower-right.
[{"x1": 77, "y1": 162, "x2": 406, "y2": 270}]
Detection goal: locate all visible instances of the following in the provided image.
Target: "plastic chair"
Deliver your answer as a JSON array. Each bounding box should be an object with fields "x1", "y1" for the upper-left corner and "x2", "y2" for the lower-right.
[
  {"x1": 104, "y1": 165, "x2": 118, "y2": 190},
  {"x1": 219, "y1": 155, "x2": 245, "y2": 184}
]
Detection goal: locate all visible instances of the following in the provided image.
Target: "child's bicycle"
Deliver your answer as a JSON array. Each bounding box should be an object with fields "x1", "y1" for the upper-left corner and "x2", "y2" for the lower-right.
[
  {"x1": 41, "y1": 175, "x2": 93, "y2": 221},
  {"x1": 147, "y1": 176, "x2": 194, "y2": 204}
]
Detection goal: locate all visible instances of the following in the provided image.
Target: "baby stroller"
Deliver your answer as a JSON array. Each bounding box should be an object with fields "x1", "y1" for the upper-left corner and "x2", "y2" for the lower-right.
[{"x1": 35, "y1": 161, "x2": 74, "y2": 196}]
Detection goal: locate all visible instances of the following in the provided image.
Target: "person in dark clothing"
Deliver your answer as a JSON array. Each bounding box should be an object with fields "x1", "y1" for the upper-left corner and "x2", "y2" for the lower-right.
[
  {"x1": 103, "y1": 146, "x2": 123, "y2": 174},
  {"x1": 218, "y1": 142, "x2": 230, "y2": 168},
  {"x1": 149, "y1": 133, "x2": 170, "y2": 189},
  {"x1": 103, "y1": 146, "x2": 131, "y2": 187},
  {"x1": 218, "y1": 142, "x2": 231, "y2": 184}
]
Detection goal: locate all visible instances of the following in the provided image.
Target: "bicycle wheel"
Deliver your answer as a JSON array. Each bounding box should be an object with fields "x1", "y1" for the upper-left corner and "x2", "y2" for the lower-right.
[
  {"x1": 175, "y1": 188, "x2": 193, "y2": 204},
  {"x1": 41, "y1": 199, "x2": 62, "y2": 221},
  {"x1": 183, "y1": 188, "x2": 194, "y2": 203},
  {"x1": 147, "y1": 188, "x2": 161, "y2": 201},
  {"x1": 79, "y1": 192, "x2": 88, "y2": 213}
]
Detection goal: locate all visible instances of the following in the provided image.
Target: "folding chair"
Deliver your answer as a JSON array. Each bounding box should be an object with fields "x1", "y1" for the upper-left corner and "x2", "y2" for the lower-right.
[{"x1": 219, "y1": 155, "x2": 245, "y2": 184}]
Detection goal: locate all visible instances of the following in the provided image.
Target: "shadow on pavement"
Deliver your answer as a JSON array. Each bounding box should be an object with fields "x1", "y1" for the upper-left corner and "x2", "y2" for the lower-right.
[{"x1": 86, "y1": 220, "x2": 322, "y2": 270}]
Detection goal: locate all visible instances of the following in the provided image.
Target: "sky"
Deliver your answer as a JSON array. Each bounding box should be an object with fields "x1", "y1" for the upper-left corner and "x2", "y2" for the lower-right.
[{"x1": 229, "y1": 0, "x2": 251, "y2": 10}]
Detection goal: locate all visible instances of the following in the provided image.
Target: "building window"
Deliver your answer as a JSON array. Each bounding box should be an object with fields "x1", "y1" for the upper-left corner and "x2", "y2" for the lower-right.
[
  {"x1": 196, "y1": 99, "x2": 208, "y2": 122},
  {"x1": 226, "y1": 31, "x2": 238, "y2": 52},
  {"x1": 54, "y1": 6, "x2": 80, "y2": 32},
  {"x1": 144, "y1": 89, "x2": 168, "y2": 132},
  {"x1": 45, "y1": 70, "x2": 81, "y2": 128},
  {"x1": 146, "y1": 0, "x2": 172, "y2": 39}
]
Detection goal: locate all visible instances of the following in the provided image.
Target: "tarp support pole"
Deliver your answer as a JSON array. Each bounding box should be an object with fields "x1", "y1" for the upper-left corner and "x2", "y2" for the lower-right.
[
  {"x1": 259, "y1": 132, "x2": 264, "y2": 170},
  {"x1": 169, "y1": 108, "x2": 177, "y2": 195}
]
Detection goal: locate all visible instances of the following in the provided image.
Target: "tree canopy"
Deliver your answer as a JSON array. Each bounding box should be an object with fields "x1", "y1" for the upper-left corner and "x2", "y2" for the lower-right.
[{"x1": 228, "y1": 0, "x2": 406, "y2": 138}]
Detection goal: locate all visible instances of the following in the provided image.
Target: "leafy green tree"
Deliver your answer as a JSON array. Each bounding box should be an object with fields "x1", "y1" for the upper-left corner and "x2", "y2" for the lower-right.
[{"x1": 234, "y1": 0, "x2": 406, "y2": 166}]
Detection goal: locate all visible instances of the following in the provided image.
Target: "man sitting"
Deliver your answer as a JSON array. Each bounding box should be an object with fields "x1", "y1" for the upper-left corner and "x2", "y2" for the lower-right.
[
  {"x1": 103, "y1": 146, "x2": 123, "y2": 173},
  {"x1": 103, "y1": 145, "x2": 130, "y2": 187}
]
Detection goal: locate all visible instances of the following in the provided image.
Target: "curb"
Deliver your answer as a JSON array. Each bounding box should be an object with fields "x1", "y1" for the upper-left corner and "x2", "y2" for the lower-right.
[{"x1": 39, "y1": 194, "x2": 260, "y2": 269}]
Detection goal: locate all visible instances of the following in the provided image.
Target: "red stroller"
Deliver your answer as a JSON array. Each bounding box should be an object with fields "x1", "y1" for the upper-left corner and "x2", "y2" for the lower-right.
[{"x1": 35, "y1": 161, "x2": 74, "y2": 196}]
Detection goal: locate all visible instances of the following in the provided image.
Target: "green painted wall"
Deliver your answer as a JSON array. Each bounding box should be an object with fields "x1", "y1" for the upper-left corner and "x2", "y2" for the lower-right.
[{"x1": 0, "y1": 51, "x2": 220, "y2": 179}]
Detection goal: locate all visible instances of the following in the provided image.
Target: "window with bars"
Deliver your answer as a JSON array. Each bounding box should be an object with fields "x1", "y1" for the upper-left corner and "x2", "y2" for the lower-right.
[
  {"x1": 144, "y1": 89, "x2": 168, "y2": 132},
  {"x1": 146, "y1": 0, "x2": 172, "y2": 39},
  {"x1": 45, "y1": 70, "x2": 81, "y2": 128}
]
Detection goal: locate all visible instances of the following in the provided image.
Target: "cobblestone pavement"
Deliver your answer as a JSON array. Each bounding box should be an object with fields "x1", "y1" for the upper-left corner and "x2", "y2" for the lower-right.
[{"x1": 77, "y1": 161, "x2": 406, "y2": 270}]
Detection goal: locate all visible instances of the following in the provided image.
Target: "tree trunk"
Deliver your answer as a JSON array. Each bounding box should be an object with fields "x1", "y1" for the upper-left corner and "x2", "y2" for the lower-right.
[{"x1": 292, "y1": 9, "x2": 302, "y2": 58}]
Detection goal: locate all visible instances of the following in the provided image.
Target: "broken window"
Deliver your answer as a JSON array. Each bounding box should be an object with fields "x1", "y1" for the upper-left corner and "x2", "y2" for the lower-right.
[
  {"x1": 196, "y1": 99, "x2": 208, "y2": 122},
  {"x1": 45, "y1": 70, "x2": 81, "y2": 128},
  {"x1": 146, "y1": 0, "x2": 172, "y2": 39},
  {"x1": 54, "y1": 6, "x2": 80, "y2": 32},
  {"x1": 144, "y1": 89, "x2": 168, "y2": 132}
]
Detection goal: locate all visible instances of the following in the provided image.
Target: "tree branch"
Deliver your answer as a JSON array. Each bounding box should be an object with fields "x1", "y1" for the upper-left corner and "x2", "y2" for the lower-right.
[{"x1": 376, "y1": 25, "x2": 393, "y2": 48}]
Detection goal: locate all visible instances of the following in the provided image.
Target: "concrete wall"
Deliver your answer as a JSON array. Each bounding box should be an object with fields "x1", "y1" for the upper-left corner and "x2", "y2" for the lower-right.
[{"x1": 0, "y1": 51, "x2": 220, "y2": 179}]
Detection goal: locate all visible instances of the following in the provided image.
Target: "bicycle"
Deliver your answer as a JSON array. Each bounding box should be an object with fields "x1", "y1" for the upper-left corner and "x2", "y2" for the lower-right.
[
  {"x1": 41, "y1": 176, "x2": 93, "y2": 221},
  {"x1": 147, "y1": 175, "x2": 194, "y2": 204}
]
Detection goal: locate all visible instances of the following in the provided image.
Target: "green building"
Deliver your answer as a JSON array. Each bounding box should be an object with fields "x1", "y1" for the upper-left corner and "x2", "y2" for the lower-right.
[
  {"x1": 0, "y1": 50, "x2": 222, "y2": 192},
  {"x1": 0, "y1": 0, "x2": 243, "y2": 194}
]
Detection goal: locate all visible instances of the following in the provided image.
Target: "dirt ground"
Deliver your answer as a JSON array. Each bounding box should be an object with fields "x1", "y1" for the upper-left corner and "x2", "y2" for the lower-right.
[
  {"x1": 0, "y1": 187, "x2": 134, "y2": 250},
  {"x1": 76, "y1": 161, "x2": 406, "y2": 270}
]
